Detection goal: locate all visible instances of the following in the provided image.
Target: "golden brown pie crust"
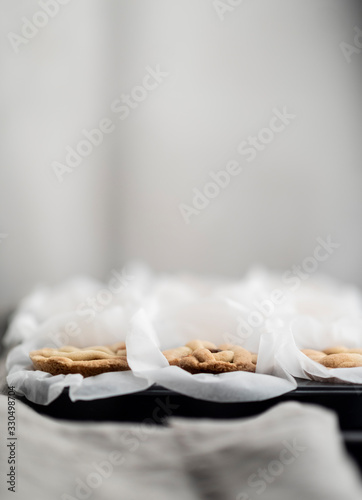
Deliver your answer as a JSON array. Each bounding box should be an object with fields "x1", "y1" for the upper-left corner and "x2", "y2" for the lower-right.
[
  {"x1": 162, "y1": 340, "x2": 257, "y2": 374},
  {"x1": 301, "y1": 346, "x2": 362, "y2": 368},
  {"x1": 29, "y1": 342, "x2": 129, "y2": 377}
]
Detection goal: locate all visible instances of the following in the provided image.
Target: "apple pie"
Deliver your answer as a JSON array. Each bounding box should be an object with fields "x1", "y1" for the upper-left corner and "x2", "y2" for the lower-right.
[
  {"x1": 302, "y1": 346, "x2": 362, "y2": 368},
  {"x1": 162, "y1": 340, "x2": 257, "y2": 374},
  {"x1": 29, "y1": 341, "x2": 129, "y2": 377}
]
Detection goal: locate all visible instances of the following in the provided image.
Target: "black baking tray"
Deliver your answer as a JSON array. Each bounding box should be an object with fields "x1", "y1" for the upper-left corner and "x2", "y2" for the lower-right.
[{"x1": 18, "y1": 378, "x2": 362, "y2": 430}]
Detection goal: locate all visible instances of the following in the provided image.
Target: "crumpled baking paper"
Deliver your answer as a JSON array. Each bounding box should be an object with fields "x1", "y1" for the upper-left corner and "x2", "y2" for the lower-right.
[
  {"x1": 126, "y1": 309, "x2": 296, "y2": 402},
  {"x1": 5, "y1": 266, "x2": 362, "y2": 402},
  {"x1": 3, "y1": 263, "x2": 151, "y2": 347},
  {"x1": 213, "y1": 268, "x2": 362, "y2": 322},
  {"x1": 4, "y1": 276, "x2": 104, "y2": 346},
  {"x1": 263, "y1": 315, "x2": 362, "y2": 383},
  {"x1": 6, "y1": 307, "x2": 151, "y2": 404}
]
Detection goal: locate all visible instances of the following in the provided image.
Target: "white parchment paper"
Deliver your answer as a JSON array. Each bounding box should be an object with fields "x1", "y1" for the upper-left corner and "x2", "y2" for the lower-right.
[
  {"x1": 264, "y1": 315, "x2": 362, "y2": 383},
  {"x1": 126, "y1": 310, "x2": 296, "y2": 402},
  {"x1": 3, "y1": 263, "x2": 151, "y2": 347},
  {"x1": 6, "y1": 308, "x2": 151, "y2": 404},
  {"x1": 6, "y1": 268, "x2": 362, "y2": 403},
  {"x1": 3, "y1": 277, "x2": 103, "y2": 346}
]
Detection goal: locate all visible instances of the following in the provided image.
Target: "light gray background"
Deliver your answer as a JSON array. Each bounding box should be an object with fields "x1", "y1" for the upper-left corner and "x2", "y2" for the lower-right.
[{"x1": 0, "y1": 0, "x2": 361, "y2": 315}]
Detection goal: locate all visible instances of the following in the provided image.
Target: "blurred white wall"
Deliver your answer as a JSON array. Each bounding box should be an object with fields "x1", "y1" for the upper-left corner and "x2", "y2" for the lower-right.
[
  {"x1": 1, "y1": 0, "x2": 362, "y2": 314},
  {"x1": 0, "y1": 0, "x2": 116, "y2": 314}
]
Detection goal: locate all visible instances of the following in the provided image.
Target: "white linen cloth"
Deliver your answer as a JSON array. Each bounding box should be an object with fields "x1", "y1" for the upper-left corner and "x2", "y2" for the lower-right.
[{"x1": 0, "y1": 396, "x2": 361, "y2": 500}]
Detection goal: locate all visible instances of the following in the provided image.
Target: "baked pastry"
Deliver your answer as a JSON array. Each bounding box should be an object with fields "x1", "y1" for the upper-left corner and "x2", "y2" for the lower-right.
[
  {"x1": 29, "y1": 342, "x2": 129, "y2": 377},
  {"x1": 162, "y1": 340, "x2": 257, "y2": 374},
  {"x1": 301, "y1": 346, "x2": 362, "y2": 368}
]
